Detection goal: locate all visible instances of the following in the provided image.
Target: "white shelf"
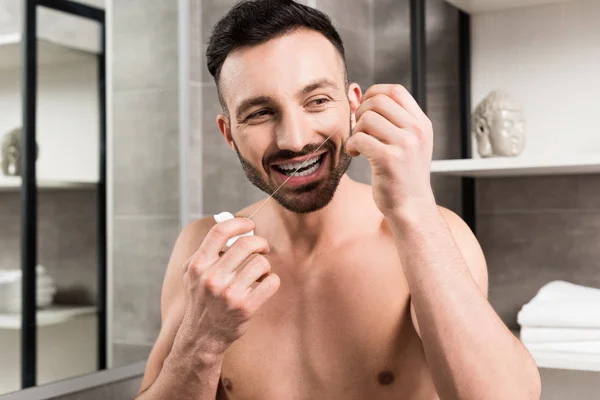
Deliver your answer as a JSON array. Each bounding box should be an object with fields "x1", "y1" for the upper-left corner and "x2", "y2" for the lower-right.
[
  {"x1": 444, "y1": 0, "x2": 574, "y2": 14},
  {"x1": 430, "y1": 155, "x2": 600, "y2": 177},
  {"x1": 0, "y1": 34, "x2": 97, "y2": 70},
  {"x1": 0, "y1": 175, "x2": 97, "y2": 191},
  {"x1": 0, "y1": 306, "x2": 97, "y2": 329}
]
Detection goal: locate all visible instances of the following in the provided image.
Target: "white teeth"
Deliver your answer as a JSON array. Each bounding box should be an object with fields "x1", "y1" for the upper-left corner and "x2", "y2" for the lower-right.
[
  {"x1": 277, "y1": 155, "x2": 321, "y2": 171},
  {"x1": 279, "y1": 156, "x2": 322, "y2": 177}
]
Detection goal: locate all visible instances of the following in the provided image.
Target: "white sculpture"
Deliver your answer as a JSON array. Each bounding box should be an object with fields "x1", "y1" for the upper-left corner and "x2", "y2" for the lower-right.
[
  {"x1": 472, "y1": 90, "x2": 526, "y2": 158},
  {"x1": 0, "y1": 127, "x2": 39, "y2": 176},
  {"x1": 1, "y1": 128, "x2": 21, "y2": 176}
]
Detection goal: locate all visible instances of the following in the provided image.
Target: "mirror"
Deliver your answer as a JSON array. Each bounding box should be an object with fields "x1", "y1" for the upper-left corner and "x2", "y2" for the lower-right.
[{"x1": 0, "y1": 0, "x2": 104, "y2": 394}]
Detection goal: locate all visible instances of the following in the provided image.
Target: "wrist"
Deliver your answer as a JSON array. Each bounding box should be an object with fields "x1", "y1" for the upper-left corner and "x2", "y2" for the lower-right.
[
  {"x1": 388, "y1": 197, "x2": 438, "y2": 226},
  {"x1": 162, "y1": 350, "x2": 222, "y2": 392},
  {"x1": 387, "y1": 199, "x2": 440, "y2": 234},
  {"x1": 166, "y1": 336, "x2": 224, "y2": 383},
  {"x1": 171, "y1": 322, "x2": 225, "y2": 370}
]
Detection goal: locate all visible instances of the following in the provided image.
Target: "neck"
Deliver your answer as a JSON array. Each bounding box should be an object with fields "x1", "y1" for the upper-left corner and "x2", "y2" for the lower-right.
[{"x1": 259, "y1": 174, "x2": 359, "y2": 255}]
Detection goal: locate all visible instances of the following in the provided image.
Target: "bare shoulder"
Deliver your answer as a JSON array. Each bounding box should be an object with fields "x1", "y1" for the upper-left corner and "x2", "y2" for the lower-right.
[
  {"x1": 138, "y1": 216, "x2": 217, "y2": 395},
  {"x1": 437, "y1": 206, "x2": 488, "y2": 296}
]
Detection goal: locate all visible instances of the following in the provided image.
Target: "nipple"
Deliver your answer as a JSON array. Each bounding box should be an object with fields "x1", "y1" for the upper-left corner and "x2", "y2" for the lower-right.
[{"x1": 213, "y1": 211, "x2": 254, "y2": 251}]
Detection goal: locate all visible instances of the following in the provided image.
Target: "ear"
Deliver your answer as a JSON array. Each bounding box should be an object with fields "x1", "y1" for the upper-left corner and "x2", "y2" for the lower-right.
[
  {"x1": 347, "y1": 83, "x2": 362, "y2": 129},
  {"x1": 217, "y1": 114, "x2": 236, "y2": 152},
  {"x1": 472, "y1": 118, "x2": 493, "y2": 157}
]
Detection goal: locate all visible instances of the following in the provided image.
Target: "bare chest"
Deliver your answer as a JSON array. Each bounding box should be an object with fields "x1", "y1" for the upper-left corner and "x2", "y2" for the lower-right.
[{"x1": 217, "y1": 242, "x2": 437, "y2": 400}]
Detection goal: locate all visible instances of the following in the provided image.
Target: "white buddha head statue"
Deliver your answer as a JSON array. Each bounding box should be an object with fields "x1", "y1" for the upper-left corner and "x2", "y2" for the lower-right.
[{"x1": 472, "y1": 90, "x2": 526, "y2": 158}]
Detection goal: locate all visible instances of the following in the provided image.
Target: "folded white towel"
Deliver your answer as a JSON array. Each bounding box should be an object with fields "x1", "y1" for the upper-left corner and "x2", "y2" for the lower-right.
[
  {"x1": 528, "y1": 350, "x2": 600, "y2": 372},
  {"x1": 517, "y1": 300, "x2": 600, "y2": 328},
  {"x1": 0, "y1": 265, "x2": 48, "y2": 284},
  {"x1": 517, "y1": 281, "x2": 600, "y2": 328},
  {"x1": 525, "y1": 341, "x2": 600, "y2": 355},
  {"x1": 521, "y1": 327, "x2": 600, "y2": 343},
  {"x1": 534, "y1": 281, "x2": 600, "y2": 302}
]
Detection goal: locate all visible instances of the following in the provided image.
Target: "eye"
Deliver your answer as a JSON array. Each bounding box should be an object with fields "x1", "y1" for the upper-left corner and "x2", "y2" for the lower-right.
[
  {"x1": 247, "y1": 109, "x2": 272, "y2": 120},
  {"x1": 310, "y1": 98, "x2": 330, "y2": 107}
]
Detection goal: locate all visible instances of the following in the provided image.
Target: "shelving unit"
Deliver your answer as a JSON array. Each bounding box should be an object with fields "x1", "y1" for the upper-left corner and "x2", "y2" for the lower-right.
[
  {"x1": 0, "y1": 306, "x2": 97, "y2": 329},
  {"x1": 0, "y1": 33, "x2": 97, "y2": 70},
  {"x1": 0, "y1": 175, "x2": 97, "y2": 191},
  {"x1": 431, "y1": 154, "x2": 600, "y2": 177},
  {"x1": 445, "y1": 0, "x2": 574, "y2": 14},
  {"x1": 0, "y1": 0, "x2": 107, "y2": 390}
]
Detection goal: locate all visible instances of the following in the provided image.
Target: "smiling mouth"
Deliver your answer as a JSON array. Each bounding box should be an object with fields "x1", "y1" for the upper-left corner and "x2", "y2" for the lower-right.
[{"x1": 273, "y1": 153, "x2": 325, "y2": 177}]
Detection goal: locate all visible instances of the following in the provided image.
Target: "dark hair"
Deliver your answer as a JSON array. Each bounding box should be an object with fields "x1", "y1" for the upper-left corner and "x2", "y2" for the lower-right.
[{"x1": 206, "y1": 0, "x2": 348, "y2": 112}]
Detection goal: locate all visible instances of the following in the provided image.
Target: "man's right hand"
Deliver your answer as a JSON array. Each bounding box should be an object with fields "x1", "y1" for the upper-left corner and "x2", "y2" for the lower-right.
[{"x1": 176, "y1": 217, "x2": 281, "y2": 359}]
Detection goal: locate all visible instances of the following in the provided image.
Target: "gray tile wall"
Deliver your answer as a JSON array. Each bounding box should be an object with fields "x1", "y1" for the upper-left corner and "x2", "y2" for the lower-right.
[
  {"x1": 110, "y1": 0, "x2": 180, "y2": 368},
  {"x1": 189, "y1": 0, "x2": 203, "y2": 216}
]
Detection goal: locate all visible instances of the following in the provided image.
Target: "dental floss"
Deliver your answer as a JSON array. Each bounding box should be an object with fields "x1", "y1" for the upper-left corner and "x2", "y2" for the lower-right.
[
  {"x1": 213, "y1": 128, "x2": 338, "y2": 250},
  {"x1": 246, "y1": 128, "x2": 338, "y2": 220}
]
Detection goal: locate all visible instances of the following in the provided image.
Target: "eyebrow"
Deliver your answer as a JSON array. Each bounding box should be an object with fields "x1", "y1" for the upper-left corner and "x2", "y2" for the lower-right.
[
  {"x1": 299, "y1": 78, "x2": 339, "y2": 96},
  {"x1": 235, "y1": 79, "x2": 340, "y2": 120},
  {"x1": 235, "y1": 96, "x2": 273, "y2": 120}
]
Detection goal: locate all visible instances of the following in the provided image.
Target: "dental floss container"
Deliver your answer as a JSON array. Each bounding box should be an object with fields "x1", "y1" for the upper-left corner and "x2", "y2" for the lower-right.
[{"x1": 213, "y1": 211, "x2": 255, "y2": 250}]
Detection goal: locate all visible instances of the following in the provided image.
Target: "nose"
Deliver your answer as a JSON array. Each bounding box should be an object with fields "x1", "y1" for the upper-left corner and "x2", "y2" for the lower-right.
[{"x1": 275, "y1": 109, "x2": 310, "y2": 153}]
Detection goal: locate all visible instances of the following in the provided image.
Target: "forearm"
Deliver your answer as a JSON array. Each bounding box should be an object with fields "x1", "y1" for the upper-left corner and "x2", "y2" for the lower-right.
[
  {"x1": 136, "y1": 337, "x2": 223, "y2": 399},
  {"x1": 388, "y1": 204, "x2": 540, "y2": 400}
]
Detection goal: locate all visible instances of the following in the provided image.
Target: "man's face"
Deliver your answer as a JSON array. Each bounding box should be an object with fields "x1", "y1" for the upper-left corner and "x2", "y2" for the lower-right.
[{"x1": 217, "y1": 29, "x2": 360, "y2": 214}]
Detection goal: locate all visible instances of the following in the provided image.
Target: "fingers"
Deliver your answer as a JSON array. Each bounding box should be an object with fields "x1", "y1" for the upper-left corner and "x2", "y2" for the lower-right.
[
  {"x1": 227, "y1": 254, "x2": 272, "y2": 299},
  {"x1": 353, "y1": 109, "x2": 401, "y2": 145},
  {"x1": 355, "y1": 94, "x2": 421, "y2": 133},
  {"x1": 345, "y1": 131, "x2": 387, "y2": 159},
  {"x1": 245, "y1": 273, "x2": 281, "y2": 315},
  {"x1": 194, "y1": 218, "x2": 256, "y2": 266},
  {"x1": 361, "y1": 84, "x2": 427, "y2": 121},
  {"x1": 217, "y1": 235, "x2": 271, "y2": 275}
]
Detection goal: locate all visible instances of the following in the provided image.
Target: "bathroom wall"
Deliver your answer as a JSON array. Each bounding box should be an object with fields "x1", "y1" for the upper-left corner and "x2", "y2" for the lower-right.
[{"x1": 109, "y1": 0, "x2": 180, "y2": 367}]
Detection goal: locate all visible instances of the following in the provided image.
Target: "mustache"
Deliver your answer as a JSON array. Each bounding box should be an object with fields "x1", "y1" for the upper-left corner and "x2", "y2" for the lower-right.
[{"x1": 264, "y1": 140, "x2": 336, "y2": 167}]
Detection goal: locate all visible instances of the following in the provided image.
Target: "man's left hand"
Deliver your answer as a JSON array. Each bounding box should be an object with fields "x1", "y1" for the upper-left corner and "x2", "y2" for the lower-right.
[{"x1": 346, "y1": 84, "x2": 436, "y2": 217}]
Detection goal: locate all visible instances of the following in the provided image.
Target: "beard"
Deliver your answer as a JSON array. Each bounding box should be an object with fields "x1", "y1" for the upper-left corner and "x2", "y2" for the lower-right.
[{"x1": 234, "y1": 126, "x2": 353, "y2": 214}]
